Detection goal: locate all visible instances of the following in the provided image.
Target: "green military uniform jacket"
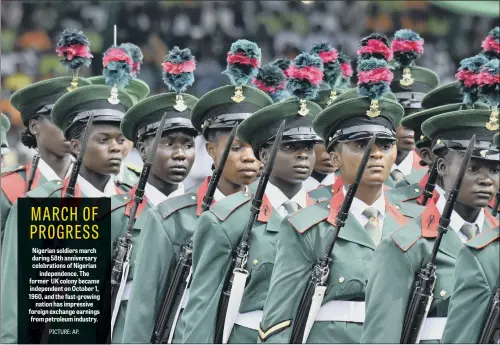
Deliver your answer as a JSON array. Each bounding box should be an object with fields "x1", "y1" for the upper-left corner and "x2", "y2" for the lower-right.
[
  {"x1": 179, "y1": 181, "x2": 313, "y2": 344},
  {"x1": 387, "y1": 151, "x2": 429, "y2": 188},
  {"x1": 361, "y1": 203, "x2": 499, "y2": 344},
  {"x1": 119, "y1": 178, "x2": 211, "y2": 343},
  {"x1": 113, "y1": 163, "x2": 141, "y2": 189},
  {"x1": 257, "y1": 186, "x2": 415, "y2": 344},
  {"x1": 0, "y1": 177, "x2": 130, "y2": 344},
  {"x1": 442, "y1": 227, "x2": 499, "y2": 343}
]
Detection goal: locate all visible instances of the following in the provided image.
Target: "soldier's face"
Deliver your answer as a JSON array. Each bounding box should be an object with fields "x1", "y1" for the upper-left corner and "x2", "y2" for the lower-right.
[
  {"x1": 313, "y1": 143, "x2": 337, "y2": 174},
  {"x1": 438, "y1": 152, "x2": 499, "y2": 208},
  {"x1": 71, "y1": 124, "x2": 126, "y2": 175},
  {"x1": 261, "y1": 141, "x2": 315, "y2": 183},
  {"x1": 333, "y1": 138, "x2": 396, "y2": 186},
  {"x1": 207, "y1": 134, "x2": 259, "y2": 186},
  {"x1": 31, "y1": 117, "x2": 71, "y2": 158},
  {"x1": 396, "y1": 125, "x2": 415, "y2": 152},
  {"x1": 140, "y1": 129, "x2": 196, "y2": 184}
]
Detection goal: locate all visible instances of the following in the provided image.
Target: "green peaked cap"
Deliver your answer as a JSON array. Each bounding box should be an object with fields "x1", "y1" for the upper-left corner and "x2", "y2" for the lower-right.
[
  {"x1": 390, "y1": 66, "x2": 439, "y2": 113},
  {"x1": 10, "y1": 76, "x2": 92, "y2": 125},
  {"x1": 313, "y1": 89, "x2": 404, "y2": 151},
  {"x1": 52, "y1": 85, "x2": 134, "y2": 137},
  {"x1": 190, "y1": 84, "x2": 273, "y2": 138},
  {"x1": 494, "y1": 132, "x2": 499, "y2": 147},
  {"x1": 238, "y1": 97, "x2": 322, "y2": 158},
  {"x1": 121, "y1": 93, "x2": 199, "y2": 142},
  {"x1": 88, "y1": 76, "x2": 150, "y2": 105},
  {"x1": 314, "y1": 82, "x2": 353, "y2": 109},
  {"x1": 422, "y1": 108, "x2": 500, "y2": 161},
  {"x1": 1, "y1": 113, "x2": 11, "y2": 155}
]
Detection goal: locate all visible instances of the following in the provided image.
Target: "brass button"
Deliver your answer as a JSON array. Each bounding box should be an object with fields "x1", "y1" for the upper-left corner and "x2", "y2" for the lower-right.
[
  {"x1": 253, "y1": 259, "x2": 259, "y2": 265},
  {"x1": 437, "y1": 139, "x2": 441, "y2": 145},
  {"x1": 420, "y1": 135, "x2": 425, "y2": 140},
  {"x1": 18, "y1": 165, "x2": 23, "y2": 169},
  {"x1": 414, "y1": 188, "x2": 420, "y2": 193},
  {"x1": 56, "y1": 181, "x2": 62, "y2": 185},
  {"x1": 338, "y1": 277, "x2": 345, "y2": 283},
  {"x1": 440, "y1": 290, "x2": 446, "y2": 297},
  {"x1": 191, "y1": 195, "x2": 196, "y2": 200},
  {"x1": 395, "y1": 205, "x2": 400, "y2": 210},
  {"x1": 123, "y1": 196, "x2": 128, "y2": 200},
  {"x1": 243, "y1": 193, "x2": 249, "y2": 197}
]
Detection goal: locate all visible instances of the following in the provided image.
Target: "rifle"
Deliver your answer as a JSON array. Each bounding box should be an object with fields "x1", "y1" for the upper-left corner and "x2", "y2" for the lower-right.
[
  {"x1": 421, "y1": 160, "x2": 439, "y2": 206},
  {"x1": 400, "y1": 135, "x2": 476, "y2": 343},
  {"x1": 64, "y1": 113, "x2": 94, "y2": 197},
  {"x1": 150, "y1": 124, "x2": 238, "y2": 344},
  {"x1": 492, "y1": 189, "x2": 499, "y2": 217},
  {"x1": 479, "y1": 280, "x2": 500, "y2": 344},
  {"x1": 214, "y1": 120, "x2": 285, "y2": 343},
  {"x1": 290, "y1": 134, "x2": 377, "y2": 344},
  {"x1": 25, "y1": 153, "x2": 41, "y2": 193},
  {"x1": 108, "y1": 112, "x2": 168, "y2": 341}
]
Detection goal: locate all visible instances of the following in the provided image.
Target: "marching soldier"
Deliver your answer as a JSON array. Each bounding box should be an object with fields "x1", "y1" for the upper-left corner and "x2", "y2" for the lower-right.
[
  {"x1": 361, "y1": 104, "x2": 499, "y2": 343},
  {"x1": 388, "y1": 29, "x2": 439, "y2": 187},
  {"x1": 179, "y1": 49, "x2": 324, "y2": 344},
  {"x1": 119, "y1": 39, "x2": 272, "y2": 344},
  {"x1": 109, "y1": 46, "x2": 199, "y2": 342},
  {"x1": 0, "y1": 113, "x2": 11, "y2": 166},
  {"x1": 0, "y1": 84, "x2": 134, "y2": 343},
  {"x1": 0, "y1": 77, "x2": 92, "y2": 239}
]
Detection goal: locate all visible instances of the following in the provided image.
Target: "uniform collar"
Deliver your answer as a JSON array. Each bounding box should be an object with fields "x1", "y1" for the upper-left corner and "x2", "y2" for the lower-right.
[
  {"x1": 77, "y1": 175, "x2": 117, "y2": 198},
  {"x1": 195, "y1": 176, "x2": 231, "y2": 216},
  {"x1": 37, "y1": 158, "x2": 73, "y2": 181},
  {"x1": 436, "y1": 194, "x2": 485, "y2": 241},
  {"x1": 342, "y1": 186, "x2": 386, "y2": 222},
  {"x1": 391, "y1": 150, "x2": 414, "y2": 176},
  {"x1": 265, "y1": 181, "x2": 308, "y2": 212},
  {"x1": 145, "y1": 182, "x2": 185, "y2": 207}
]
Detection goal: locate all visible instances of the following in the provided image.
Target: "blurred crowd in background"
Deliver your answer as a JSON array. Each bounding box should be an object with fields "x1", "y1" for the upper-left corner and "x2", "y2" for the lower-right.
[{"x1": 1, "y1": 0, "x2": 498, "y2": 167}]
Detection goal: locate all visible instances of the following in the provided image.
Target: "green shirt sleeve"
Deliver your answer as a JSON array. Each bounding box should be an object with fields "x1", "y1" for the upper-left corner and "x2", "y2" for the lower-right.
[
  {"x1": 442, "y1": 245, "x2": 491, "y2": 343},
  {"x1": 180, "y1": 211, "x2": 233, "y2": 343},
  {"x1": 361, "y1": 236, "x2": 415, "y2": 343},
  {"x1": 258, "y1": 217, "x2": 315, "y2": 343}
]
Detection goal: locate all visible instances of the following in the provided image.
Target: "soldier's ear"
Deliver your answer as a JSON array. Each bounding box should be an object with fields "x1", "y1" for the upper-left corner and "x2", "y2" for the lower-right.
[
  {"x1": 137, "y1": 140, "x2": 148, "y2": 162},
  {"x1": 437, "y1": 157, "x2": 447, "y2": 178},
  {"x1": 330, "y1": 151, "x2": 340, "y2": 168},
  {"x1": 28, "y1": 118, "x2": 40, "y2": 136},
  {"x1": 259, "y1": 147, "x2": 269, "y2": 166},
  {"x1": 419, "y1": 147, "x2": 433, "y2": 166},
  {"x1": 206, "y1": 141, "x2": 216, "y2": 162},
  {"x1": 70, "y1": 138, "x2": 81, "y2": 156}
]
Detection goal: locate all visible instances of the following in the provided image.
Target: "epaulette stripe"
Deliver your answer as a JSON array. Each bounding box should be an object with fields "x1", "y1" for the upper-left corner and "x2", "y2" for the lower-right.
[
  {"x1": 212, "y1": 197, "x2": 251, "y2": 221},
  {"x1": 158, "y1": 196, "x2": 197, "y2": 220}
]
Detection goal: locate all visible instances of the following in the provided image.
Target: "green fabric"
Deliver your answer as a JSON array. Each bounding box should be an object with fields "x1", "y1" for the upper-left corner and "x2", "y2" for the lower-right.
[
  {"x1": 120, "y1": 191, "x2": 199, "y2": 343},
  {"x1": 237, "y1": 98, "x2": 322, "y2": 152},
  {"x1": 494, "y1": 132, "x2": 499, "y2": 147},
  {"x1": 121, "y1": 93, "x2": 198, "y2": 142},
  {"x1": 442, "y1": 227, "x2": 499, "y2": 343},
  {"x1": 1, "y1": 113, "x2": 10, "y2": 153},
  {"x1": 421, "y1": 81, "x2": 462, "y2": 109},
  {"x1": 314, "y1": 88, "x2": 351, "y2": 109},
  {"x1": 393, "y1": 168, "x2": 429, "y2": 188},
  {"x1": 179, "y1": 182, "x2": 284, "y2": 343},
  {"x1": 431, "y1": 1, "x2": 499, "y2": 18},
  {"x1": 312, "y1": 93, "x2": 404, "y2": 146},
  {"x1": 113, "y1": 164, "x2": 140, "y2": 189},
  {"x1": 88, "y1": 76, "x2": 150, "y2": 105},
  {"x1": 361, "y1": 217, "x2": 497, "y2": 343},
  {"x1": 258, "y1": 199, "x2": 420, "y2": 343},
  {"x1": 190, "y1": 85, "x2": 273, "y2": 132},
  {"x1": 391, "y1": 66, "x2": 439, "y2": 97},
  {"x1": 51, "y1": 85, "x2": 134, "y2": 133},
  {"x1": 422, "y1": 109, "x2": 496, "y2": 140}
]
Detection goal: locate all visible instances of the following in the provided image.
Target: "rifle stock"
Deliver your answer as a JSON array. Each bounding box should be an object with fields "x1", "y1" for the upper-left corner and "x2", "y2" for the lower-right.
[
  {"x1": 214, "y1": 120, "x2": 286, "y2": 343},
  {"x1": 290, "y1": 134, "x2": 377, "y2": 343},
  {"x1": 152, "y1": 123, "x2": 239, "y2": 343},
  {"x1": 401, "y1": 135, "x2": 476, "y2": 344}
]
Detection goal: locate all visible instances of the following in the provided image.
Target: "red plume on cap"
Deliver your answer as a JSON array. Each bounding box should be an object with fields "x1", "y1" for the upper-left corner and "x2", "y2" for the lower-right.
[{"x1": 357, "y1": 33, "x2": 393, "y2": 61}]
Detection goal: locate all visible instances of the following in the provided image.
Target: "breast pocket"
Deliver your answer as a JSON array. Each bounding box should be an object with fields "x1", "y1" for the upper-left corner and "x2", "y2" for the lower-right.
[{"x1": 325, "y1": 257, "x2": 368, "y2": 300}]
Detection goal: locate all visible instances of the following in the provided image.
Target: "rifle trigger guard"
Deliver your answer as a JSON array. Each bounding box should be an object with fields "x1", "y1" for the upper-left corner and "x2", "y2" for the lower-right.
[{"x1": 319, "y1": 266, "x2": 329, "y2": 285}]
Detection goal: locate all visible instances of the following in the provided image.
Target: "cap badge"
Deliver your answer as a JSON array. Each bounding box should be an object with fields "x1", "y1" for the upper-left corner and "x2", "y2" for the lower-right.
[
  {"x1": 231, "y1": 85, "x2": 245, "y2": 103},
  {"x1": 480, "y1": 149, "x2": 488, "y2": 158},
  {"x1": 298, "y1": 99, "x2": 309, "y2": 116},
  {"x1": 174, "y1": 94, "x2": 188, "y2": 112},
  {"x1": 485, "y1": 108, "x2": 499, "y2": 131},
  {"x1": 367, "y1": 99, "x2": 381, "y2": 118},
  {"x1": 108, "y1": 84, "x2": 120, "y2": 105},
  {"x1": 400, "y1": 67, "x2": 415, "y2": 86},
  {"x1": 327, "y1": 90, "x2": 338, "y2": 106}
]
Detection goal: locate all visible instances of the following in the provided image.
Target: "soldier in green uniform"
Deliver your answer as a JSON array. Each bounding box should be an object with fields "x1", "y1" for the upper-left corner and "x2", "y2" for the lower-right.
[
  {"x1": 109, "y1": 46, "x2": 200, "y2": 342},
  {"x1": 119, "y1": 40, "x2": 272, "y2": 344},
  {"x1": 0, "y1": 113, "x2": 11, "y2": 166},
  {"x1": 180, "y1": 50, "x2": 325, "y2": 344},
  {"x1": 361, "y1": 107, "x2": 500, "y2": 343},
  {"x1": 1, "y1": 77, "x2": 92, "y2": 239},
  {"x1": 0, "y1": 84, "x2": 134, "y2": 343},
  {"x1": 388, "y1": 29, "x2": 439, "y2": 188}
]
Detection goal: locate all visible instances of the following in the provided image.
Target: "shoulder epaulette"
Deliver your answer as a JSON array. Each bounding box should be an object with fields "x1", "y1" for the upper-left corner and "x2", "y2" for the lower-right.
[
  {"x1": 115, "y1": 180, "x2": 134, "y2": 192},
  {"x1": 126, "y1": 163, "x2": 141, "y2": 175},
  {"x1": 390, "y1": 221, "x2": 423, "y2": 252},
  {"x1": 392, "y1": 200, "x2": 426, "y2": 218},
  {"x1": 288, "y1": 201, "x2": 329, "y2": 234},
  {"x1": 466, "y1": 227, "x2": 499, "y2": 250},
  {"x1": 307, "y1": 185, "x2": 333, "y2": 201},
  {"x1": 210, "y1": 191, "x2": 251, "y2": 221},
  {"x1": 386, "y1": 182, "x2": 423, "y2": 203},
  {"x1": 157, "y1": 192, "x2": 197, "y2": 219},
  {"x1": 1, "y1": 164, "x2": 26, "y2": 176},
  {"x1": 25, "y1": 180, "x2": 63, "y2": 199}
]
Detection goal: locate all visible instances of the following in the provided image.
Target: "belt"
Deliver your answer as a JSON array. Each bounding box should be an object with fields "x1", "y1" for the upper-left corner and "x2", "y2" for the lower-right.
[{"x1": 316, "y1": 300, "x2": 366, "y2": 323}]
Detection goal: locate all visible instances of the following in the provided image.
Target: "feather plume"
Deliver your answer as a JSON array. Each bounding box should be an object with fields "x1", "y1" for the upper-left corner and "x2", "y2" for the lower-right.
[
  {"x1": 286, "y1": 52, "x2": 324, "y2": 100},
  {"x1": 357, "y1": 57, "x2": 393, "y2": 99},
  {"x1": 456, "y1": 54, "x2": 488, "y2": 106},
  {"x1": 56, "y1": 28, "x2": 93, "y2": 70},
  {"x1": 310, "y1": 42, "x2": 340, "y2": 88},
  {"x1": 120, "y1": 43, "x2": 143, "y2": 76},
  {"x1": 102, "y1": 46, "x2": 133, "y2": 88},
  {"x1": 222, "y1": 39, "x2": 261, "y2": 86},
  {"x1": 252, "y1": 64, "x2": 290, "y2": 102},
  {"x1": 392, "y1": 29, "x2": 424, "y2": 69},
  {"x1": 478, "y1": 58, "x2": 500, "y2": 108},
  {"x1": 358, "y1": 33, "x2": 392, "y2": 61},
  {"x1": 481, "y1": 27, "x2": 500, "y2": 60},
  {"x1": 336, "y1": 51, "x2": 352, "y2": 88},
  {"x1": 161, "y1": 46, "x2": 196, "y2": 94},
  {"x1": 270, "y1": 58, "x2": 292, "y2": 77}
]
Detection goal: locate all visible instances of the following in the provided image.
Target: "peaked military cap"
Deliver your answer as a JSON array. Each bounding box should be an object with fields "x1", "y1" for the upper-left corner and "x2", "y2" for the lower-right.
[
  {"x1": 1, "y1": 113, "x2": 11, "y2": 155},
  {"x1": 121, "y1": 93, "x2": 199, "y2": 142},
  {"x1": 314, "y1": 82, "x2": 352, "y2": 109},
  {"x1": 313, "y1": 89, "x2": 404, "y2": 151},
  {"x1": 52, "y1": 85, "x2": 134, "y2": 137},
  {"x1": 238, "y1": 97, "x2": 322, "y2": 158},
  {"x1": 494, "y1": 132, "x2": 500, "y2": 147},
  {"x1": 88, "y1": 76, "x2": 150, "y2": 105},
  {"x1": 422, "y1": 108, "x2": 500, "y2": 161},
  {"x1": 10, "y1": 77, "x2": 92, "y2": 125}
]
